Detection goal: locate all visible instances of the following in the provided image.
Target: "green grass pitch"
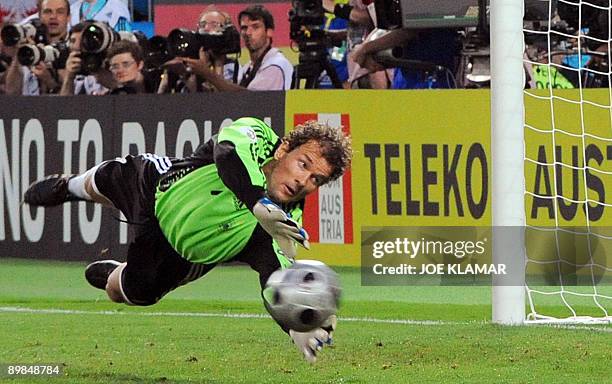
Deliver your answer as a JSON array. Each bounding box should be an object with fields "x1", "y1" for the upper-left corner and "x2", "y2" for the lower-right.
[{"x1": 0, "y1": 258, "x2": 610, "y2": 383}]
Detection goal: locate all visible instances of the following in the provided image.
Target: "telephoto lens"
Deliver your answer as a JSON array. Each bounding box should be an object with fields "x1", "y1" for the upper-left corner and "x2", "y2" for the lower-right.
[
  {"x1": 0, "y1": 21, "x2": 48, "y2": 47},
  {"x1": 1, "y1": 24, "x2": 36, "y2": 47},
  {"x1": 207, "y1": 25, "x2": 241, "y2": 55},
  {"x1": 167, "y1": 29, "x2": 199, "y2": 58},
  {"x1": 17, "y1": 44, "x2": 59, "y2": 66},
  {"x1": 81, "y1": 21, "x2": 118, "y2": 53},
  {"x1": 167, "y1": 25, "x2": 241, "y2": 58}
]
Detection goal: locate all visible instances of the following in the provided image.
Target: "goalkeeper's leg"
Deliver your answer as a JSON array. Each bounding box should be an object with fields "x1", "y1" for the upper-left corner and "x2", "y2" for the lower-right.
[
  {"x1": 95, "y1": 220, "x2": 216, "y2": 306},
  {"x1": 23, "y1": 165, "x2": 109, "y2": 207},
  {"x1": 24, "y1": 159, "x2": 132, "y2": 208},
  {"x1": 102, "y1": 262, "x2": 128, "y2": 303},
  {"x1": 24, "y1": 154, "x2": 172, "y2": 211}
]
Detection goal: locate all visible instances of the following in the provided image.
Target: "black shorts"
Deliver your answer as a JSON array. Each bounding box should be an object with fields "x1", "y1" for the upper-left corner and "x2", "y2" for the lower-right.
[{"x1": 94, "y1": 154, "x2": 215, "y2": 305}]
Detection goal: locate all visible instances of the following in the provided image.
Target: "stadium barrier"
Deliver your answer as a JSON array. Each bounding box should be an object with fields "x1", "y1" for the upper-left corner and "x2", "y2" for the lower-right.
[
  {"x1": 0, "y1": 92, "x2": 285, "y2": 261},
  {"x1": 288, "y1": 90, "x2": 492, "y2": 267},
  {"x1": 1, "y1": 90, "x2": 610, "y2": 267}
]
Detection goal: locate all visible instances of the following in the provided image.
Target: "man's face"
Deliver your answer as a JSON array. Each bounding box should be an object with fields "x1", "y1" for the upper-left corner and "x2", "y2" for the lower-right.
[
  {"x1": 109, "y1": 52, "x2": 142, "y2": 84},
  {"x1": 39, "y1": 0, "x2": 69, "y2": 42},
  {"x1": 266, "y1": 140, "x2": 333, "y2": 204},
  {"x1": 198, "y1": 11, "x2": 225, "y2": 33},
  {"x1": 239, "y1": 16, "x2": 272, "y2": 53}
]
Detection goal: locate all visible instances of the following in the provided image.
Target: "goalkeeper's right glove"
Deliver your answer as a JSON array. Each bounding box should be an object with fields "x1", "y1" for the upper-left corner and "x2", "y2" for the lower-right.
[
  {"x1": 289, "y1": 315, "x2": 337, "y2": 363},
  {"x1": 253, "y1": 197, "x2": 310, "y2": 259}
]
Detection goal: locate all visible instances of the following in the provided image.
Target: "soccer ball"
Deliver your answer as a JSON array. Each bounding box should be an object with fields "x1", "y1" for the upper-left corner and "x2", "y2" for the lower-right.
[{"x1": 263, "y1": 260, "x2": 341, "y2": 332}]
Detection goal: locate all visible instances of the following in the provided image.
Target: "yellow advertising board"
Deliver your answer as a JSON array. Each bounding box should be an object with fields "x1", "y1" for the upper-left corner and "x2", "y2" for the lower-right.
[
  {"x1": 285, "y1": 89, "x2": 612, "y2": 266},
  {"x1": 524, "y1": 89, "x2": 612, "y2": 227},
  {"x1": 286, "y1": 90, "x2": 492, "y2": 265}
]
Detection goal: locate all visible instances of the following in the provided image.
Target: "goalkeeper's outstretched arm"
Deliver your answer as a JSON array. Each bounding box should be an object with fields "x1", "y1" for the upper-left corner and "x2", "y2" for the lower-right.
[
  {"x1": 233, "y1": 231, "x2": 337, "y2": 362},
  {"x1": 233, "y1": 225, "x2": 291, "y2": 332}
]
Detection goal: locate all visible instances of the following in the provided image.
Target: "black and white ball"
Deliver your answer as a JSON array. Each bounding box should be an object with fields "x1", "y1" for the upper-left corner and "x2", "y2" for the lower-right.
[{"x1": 263, "y1": 260, "x2": 341, "y2": 332}]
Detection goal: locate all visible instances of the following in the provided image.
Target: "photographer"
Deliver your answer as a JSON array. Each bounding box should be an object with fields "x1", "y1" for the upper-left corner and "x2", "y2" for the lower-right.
[
  {"x1": 59, "y1": 22, "x2": 114, "y2": 95},
  {"x1": 196, "y1": 7, "x2": 238, "y2": 84},
  {"x1": 182, "y1": 5, "x2": 293, "y2": 91},
  {"x1": 107, "y1": 40, "x2": 152, "y2": 94},
  {"x1": 3, "y1": 0, "x2": 70, "y2": 95},
  {"x1": 158, "y1": 7, "x2": 238, "y2": 93}
]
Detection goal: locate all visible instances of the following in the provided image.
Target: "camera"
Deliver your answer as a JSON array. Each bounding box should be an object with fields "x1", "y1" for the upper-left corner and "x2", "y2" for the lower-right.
[
  {"x1": 289, "y1": 0, "x2": 325, "y2": 26},
  {"x1": 1, "y1": 20, "x2": 48, "y2": 47},
  {"x1": 139, "y1": 35, "x2": 173, "y2": 91},
  {"x1": 289, "y1": 0, "x2": 330, "y2": 57},
  {"x1": 81, "y1": 21, "x2": 120, "y2": 54},
  {"x1": 166, "y1": 25, "x2": 241, "y2": 58},
  {"x1": 77, "y1": 21, "x2": 119, "y2": 75},
  {"x1": 78, "y1": 21, "x2": 144, "y2": 75},
  {"x1": 142, "y1": 35, "x2": 172, "y2": 74},
  {"x1": 17, "y1": 41, "x2": 70, "y2": 69},
  {"x1": 288, "y1": 0, "x2": 345, "y2": 88}
]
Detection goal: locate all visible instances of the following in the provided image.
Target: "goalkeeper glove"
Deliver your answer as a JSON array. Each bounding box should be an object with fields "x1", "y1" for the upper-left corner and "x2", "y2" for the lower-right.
[
  {"x1": 289, "y1": 315, "x2": 337, "y2": 363},
  {"x1": 253, "y1": 197, "x2": 310, "y2": 259}
]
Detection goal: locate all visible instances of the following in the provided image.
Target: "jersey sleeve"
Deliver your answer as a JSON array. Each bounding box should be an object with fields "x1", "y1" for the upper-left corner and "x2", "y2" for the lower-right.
[
  {"x1": 214, "y1": 118, "x2": 280, "y2": 210},
  {"x1": 233, "y1": 225, "x2": 294, "y2": 333}
]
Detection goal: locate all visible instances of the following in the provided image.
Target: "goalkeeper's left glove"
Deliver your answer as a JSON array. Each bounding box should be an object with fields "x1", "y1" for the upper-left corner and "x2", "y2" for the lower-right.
[{"x1": 289, "y1": 315, "x2": 337, "y2": 363}]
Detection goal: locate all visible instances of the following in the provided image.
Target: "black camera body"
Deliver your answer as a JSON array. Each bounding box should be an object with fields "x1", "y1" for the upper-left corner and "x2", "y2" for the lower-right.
[
  {"x1": 288, "y1": 0, "x2": 345, "y2": 89},
  {"x1": 289, "y1": 0, "x2": 330, "y2": 60},
  {"x1": 1, "y1": 20, "x2": 48, "y2": 47},
  {"x1": 167, "y1": 26, "x2": 241, "y2": 59},
  {"x1": 142, "y1": 35, "x2": 172, "y2": 73},
  {"x1": 289, "y1": 0, "x2": 325, "y2": 27}
]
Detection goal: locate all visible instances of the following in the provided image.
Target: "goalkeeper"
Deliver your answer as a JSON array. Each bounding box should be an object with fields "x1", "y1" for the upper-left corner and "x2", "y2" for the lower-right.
[{"x1": 23, "y1": 117, "x2": 352, "y2": 363}]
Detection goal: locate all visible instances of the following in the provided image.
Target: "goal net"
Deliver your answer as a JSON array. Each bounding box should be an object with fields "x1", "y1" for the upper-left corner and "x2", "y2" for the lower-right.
[{"x1": 492, "y1": 0, "x2": 612, "y2": 324}]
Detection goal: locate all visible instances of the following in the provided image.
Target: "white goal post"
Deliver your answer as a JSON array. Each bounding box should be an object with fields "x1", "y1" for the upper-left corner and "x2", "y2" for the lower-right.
[
  {"x1": 491, "y1": 0, "x2": 612, "y2": 325},
  {"x1": 491, "y1": 0, "x2": 527, "y2": 325}
]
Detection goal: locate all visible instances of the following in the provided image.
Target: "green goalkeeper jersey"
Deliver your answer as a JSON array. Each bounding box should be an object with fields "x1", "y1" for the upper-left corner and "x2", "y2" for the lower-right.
[{"x1": 154, "y1": 117, "x2": 300, "y2": 268}]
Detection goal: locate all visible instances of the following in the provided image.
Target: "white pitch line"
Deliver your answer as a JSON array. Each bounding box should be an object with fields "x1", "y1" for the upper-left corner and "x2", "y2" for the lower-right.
[
  {"x1": 549, "y1": 324, "x2": 612, "y2": 333},
  {"x1": 0, "y1": 306, "x2": 466, "y2": 326},
  {"x1": 0, "y1": 307, "x2": 610, "y2": 332}
]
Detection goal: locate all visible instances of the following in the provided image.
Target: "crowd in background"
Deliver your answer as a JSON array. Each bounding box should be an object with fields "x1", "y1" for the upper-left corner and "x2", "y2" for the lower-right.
[{"x1": 0, "y1": 0, "x2": 609, "y2": 95}]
